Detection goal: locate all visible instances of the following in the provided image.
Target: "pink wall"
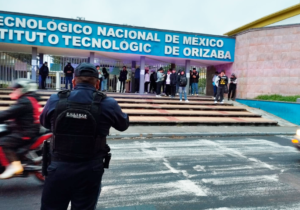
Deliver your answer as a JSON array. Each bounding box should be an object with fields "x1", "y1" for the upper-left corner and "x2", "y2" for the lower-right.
[{"x1": 212, "y1": 25, "x2": 300, "y2": 99}]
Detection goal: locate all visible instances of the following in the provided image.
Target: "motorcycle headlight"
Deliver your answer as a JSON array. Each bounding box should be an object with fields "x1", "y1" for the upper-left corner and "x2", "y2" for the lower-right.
[{"x1": 297, "y1": 129, "x2": 300, "y2": 136}]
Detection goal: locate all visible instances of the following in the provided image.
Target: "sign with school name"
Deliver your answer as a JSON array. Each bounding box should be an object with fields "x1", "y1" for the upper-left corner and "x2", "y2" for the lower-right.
[{"x1": 0, "y1": 11, "x2": 235, "y2": 62}]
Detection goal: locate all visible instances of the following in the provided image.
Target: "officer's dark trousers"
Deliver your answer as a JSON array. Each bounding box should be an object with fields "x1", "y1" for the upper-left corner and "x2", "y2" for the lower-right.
[
  {"x1": 41, "y1": 76, "x2": 47, "y2": 89},
  {"x1": 216, "y1": 86, "x2": 225, "y2": 102},
  {"x1": 41, "y1": 159, "x2": 104, "y2": 210},
  {"x1": 228, "y1": 84, "x2": 237, "y2": 100}
]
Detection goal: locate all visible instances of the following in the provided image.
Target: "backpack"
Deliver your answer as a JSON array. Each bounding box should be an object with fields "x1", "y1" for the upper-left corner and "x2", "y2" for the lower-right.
[{"x1": 179, "y1": 76, "x2": 187, "y2": 86}]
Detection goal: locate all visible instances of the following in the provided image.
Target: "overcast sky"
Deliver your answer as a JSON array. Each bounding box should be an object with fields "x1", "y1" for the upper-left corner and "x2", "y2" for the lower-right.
[{"x1": 0, "y1": 0, "x2": 299, "y2": 35}]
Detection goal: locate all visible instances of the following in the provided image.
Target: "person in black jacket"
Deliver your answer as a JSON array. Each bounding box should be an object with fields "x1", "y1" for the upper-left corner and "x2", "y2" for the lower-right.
[
  {"x1": 0, "y1": 79, "x2": 40, "y2": 179},
  {"x1": 170, "y1": 69, "x2": 178, "y2": 98},
  {"x1": 191, "y1": 68, "x2": 199, "y2": 96},
  {"x1": 177, "y1": 70, "x2": 189, "y2": 102},
  {"x1": 39, "y1": 62, "x2": 49, "y2": 89},
  {"x1": 101, "y1": 67, "x2": 109, "y2": 92},
  {"x1": 215, "y1": 70, "x2": 228, "y2": 104},
  {"x1": 150, "y1": 71, "x2": 157, "y2": 94},
  {"x1": 228, "y1": 73, "x2": 237, "y2": 101},
  {"x1": 64, "y1": 62, "x2": 74, "y2": 90},
  {"x1": 119, "y1": 66, "x2": 128, "y2": 93}
]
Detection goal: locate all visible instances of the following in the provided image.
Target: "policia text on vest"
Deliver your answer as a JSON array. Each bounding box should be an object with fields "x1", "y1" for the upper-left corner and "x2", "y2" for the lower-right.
[{"x1": 40, "y1": 63, "x2": 129, "y2": 210}]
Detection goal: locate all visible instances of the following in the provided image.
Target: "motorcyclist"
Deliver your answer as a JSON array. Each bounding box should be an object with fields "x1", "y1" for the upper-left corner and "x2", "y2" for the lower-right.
[{"x1": 0, "y1": 79, "x2": 41, "y2": 179}]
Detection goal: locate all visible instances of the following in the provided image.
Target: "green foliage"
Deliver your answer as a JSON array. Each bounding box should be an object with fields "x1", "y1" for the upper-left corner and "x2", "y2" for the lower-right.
[
  {"x1": 255, "y1": 94, "x2": 300, "y2": 102},
  {"x1": 198, "y1": 78, "x2": 206, "y2": 88},
  {"x1": 0, "y1": 84, "x2": 9, "y2": 88}
]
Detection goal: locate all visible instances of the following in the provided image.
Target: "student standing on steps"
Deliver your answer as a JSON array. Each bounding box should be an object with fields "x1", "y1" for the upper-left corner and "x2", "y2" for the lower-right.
[
  {"x1": 119, "y1": 66, "x2": 128, "y2": 93},
  {"x1": 165, "y1": 69, "x2": 171, "y2": 97},
  {"x1": 228, "y1": 73, "x2": 237, "y2": 101},
  {"x1": 214, "y1": 70, "x2": 228, "y2": 104},
  {"x1": 144, "y1": 69, "x2": 150, "y2": 94},
  {"x1": 177, "y1": 70, "x2": 189, "y2": 102},
  {"x1": 156, "y1": 68, "x2": 165, "y2": 97},
  {"x1": 170, "y1": 69, "x2": 177, "y2": 98}
]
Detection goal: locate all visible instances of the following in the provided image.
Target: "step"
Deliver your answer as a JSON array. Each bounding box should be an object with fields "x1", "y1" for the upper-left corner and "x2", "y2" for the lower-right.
[
  {"x1": 114, "y1": 98, "x2": 232, "y2": 106},
  {"x1": 129, "y1": 116, "x2": 278, "y2": 125},
  {"x1": 123, "y1": 109, "x2": 261, "y2": 117},
  {"x1": 119, "y1": 103, "x2": 246, "y2": 111}
]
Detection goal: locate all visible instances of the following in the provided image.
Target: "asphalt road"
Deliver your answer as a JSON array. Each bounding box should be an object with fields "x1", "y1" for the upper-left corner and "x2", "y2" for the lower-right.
[{"x1": 1, "y1": 135, "x2": 300, "y2": 210}]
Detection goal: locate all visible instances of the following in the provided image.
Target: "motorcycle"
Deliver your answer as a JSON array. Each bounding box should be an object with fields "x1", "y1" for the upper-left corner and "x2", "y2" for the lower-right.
[
  {"x1": 291, "y1": 129, "x2": 300, "y2": 151},
  {"x1": 0, "y1": 124, "x2": 52, "y2": 182}
]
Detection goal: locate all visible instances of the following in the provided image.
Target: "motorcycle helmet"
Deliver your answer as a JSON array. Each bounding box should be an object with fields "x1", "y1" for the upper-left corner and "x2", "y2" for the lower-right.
[{"x1": 10, "y1": 78, "x2": 38, "y2": 95}]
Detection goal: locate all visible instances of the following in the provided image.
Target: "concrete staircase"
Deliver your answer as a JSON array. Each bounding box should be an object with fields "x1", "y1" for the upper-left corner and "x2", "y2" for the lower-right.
[{"x1": 0, "y1": 90, "x2": 278, "y2": 126}]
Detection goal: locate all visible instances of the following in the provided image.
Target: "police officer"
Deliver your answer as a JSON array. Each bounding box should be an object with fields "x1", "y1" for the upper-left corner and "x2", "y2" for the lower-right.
[{"x1": 40, "y1": 63, "x2": 129, "y2": 210}]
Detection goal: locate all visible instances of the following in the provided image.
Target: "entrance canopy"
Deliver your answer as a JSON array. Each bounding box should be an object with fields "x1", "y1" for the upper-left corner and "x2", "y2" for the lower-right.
[{"x1": 0, "y1": 11, "x2": 235, "y2": 66}]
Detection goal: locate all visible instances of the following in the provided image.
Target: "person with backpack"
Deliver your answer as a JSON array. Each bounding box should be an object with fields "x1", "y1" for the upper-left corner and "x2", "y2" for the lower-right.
[
  {"x1": 177, "y1": 70, "x2": 189, "y2": 102},
  {"x1": 156, "y1": 68, "x2": 165, "y2": 97},
  {"x1": 170, "y1": 69, "x2": 178, "y2": 98},
  {"x1": 215, "y1": 70, "x2": 228, "y2": 104},
  {"x1": 228, "y1": 73, "x2": 237, "y2": 101},
  {"x1": 191, "y1": 68, "x2": 199, "y2": 96},
  {"x1": 101, "y1": 67, "x2": 109, "y2": 92},
  {"x1": 150, "y1": 71, "x2": 157, "y2": 94}
]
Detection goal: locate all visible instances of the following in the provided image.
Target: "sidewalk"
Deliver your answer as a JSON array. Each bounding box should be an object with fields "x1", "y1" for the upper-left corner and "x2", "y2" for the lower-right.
[{"x1": 109, "y1": 125, "x2": 298, "y2": 139}]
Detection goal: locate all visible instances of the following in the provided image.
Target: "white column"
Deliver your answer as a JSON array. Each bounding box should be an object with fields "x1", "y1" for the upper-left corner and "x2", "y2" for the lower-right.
[
  {"x1": 139, "y1": 56, "x2": 145, "y2": 94},
  {"x1": 89, "y1": 52, "x2": 95, "y2": 64},
  {"x1": 56, "y1": 71, "x2": 61, "y2": 90},
  {"x1": 185, "y1": 60, "x2": 191, "y2": 94},
  {"x1": 31, "y1": 47, "x2": 37, "y2": 82}
]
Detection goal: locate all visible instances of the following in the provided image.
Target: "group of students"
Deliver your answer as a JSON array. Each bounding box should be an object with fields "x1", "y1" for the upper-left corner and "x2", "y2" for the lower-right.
[
  {"x1": 118, "y1": 66, "x2": 202, "y2": 102},
  {"x1": 63, "y1": 63, "x2": 109, "y2": 91},
  {"x1": 150, "y1": 67, "x2": 197, "y2": 102},
  {"x1": 212, "y1": 70, "x2": 237, "y2": 104}
]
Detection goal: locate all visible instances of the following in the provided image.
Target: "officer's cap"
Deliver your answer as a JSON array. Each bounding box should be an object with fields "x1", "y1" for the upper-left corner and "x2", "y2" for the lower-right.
[{"x1": 75, "y1": 63, "x2": 99, "y2": 79}]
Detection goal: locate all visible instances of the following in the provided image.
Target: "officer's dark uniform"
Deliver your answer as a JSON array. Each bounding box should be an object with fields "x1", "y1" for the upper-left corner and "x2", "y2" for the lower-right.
[{"x1": 40, "y1": 63, "x2": 129, "y2": 210}]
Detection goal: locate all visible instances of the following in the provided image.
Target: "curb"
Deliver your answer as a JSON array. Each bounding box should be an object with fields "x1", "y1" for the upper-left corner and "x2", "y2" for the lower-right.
[{"x1": 107, "y1": 132, "x2": 296, "y2": 139}]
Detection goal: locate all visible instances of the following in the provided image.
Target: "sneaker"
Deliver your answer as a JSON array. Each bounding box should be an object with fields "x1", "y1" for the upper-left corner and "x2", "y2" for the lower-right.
[
  {"x1": 157, "y1": 95, "x2": 162, "y2": 97},
  {"x1": 213, "y1": 97, "x2": 216, "y2": 100},
  {"x1": 180, "y1": 99, "x2": 182, "y2": 102},
  {"x1": 185, "y1": 100, "x2": 189, "y2": 102},
  {"x1": 221, "y1": 100, "x2": 224, "y2": 104},
  {"x1": 214, "y1": 101, "x2": 217, "y2": 104},
  {"x1": 176, "y1": 93, "x2": 179, "y2": 96},
  {"x1": 169, "y1": 96, "x2": 171, "y2": 98},
  {"x1": 0, "y1": 161, "x2": 24, "y2": 179},
  {"x1": 196, "y1": 94, "x2": 199, "y2": 96}
]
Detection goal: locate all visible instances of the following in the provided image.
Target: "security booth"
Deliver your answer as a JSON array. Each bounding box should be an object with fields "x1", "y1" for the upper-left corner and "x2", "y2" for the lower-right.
[{"x1": 0, "y1": 11, "x2": 235, "y2": 95}]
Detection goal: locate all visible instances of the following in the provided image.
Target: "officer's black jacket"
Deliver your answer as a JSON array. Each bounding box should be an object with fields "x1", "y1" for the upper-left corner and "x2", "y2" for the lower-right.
[{"x1": 40, "y1": 84, "x2": 129, "y2": 137}]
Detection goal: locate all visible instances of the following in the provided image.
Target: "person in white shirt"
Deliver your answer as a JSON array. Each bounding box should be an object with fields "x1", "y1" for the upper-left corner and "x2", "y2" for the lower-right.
[
  {"x1": 144, "y1": 70, "x2": 150, "y2": 93},
  {"x1": 165, "y1": 69, "x2": 172, "y2": 97},
  {"x1": 212, "y1": 71, "x2": 219, "y2": 99}
]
